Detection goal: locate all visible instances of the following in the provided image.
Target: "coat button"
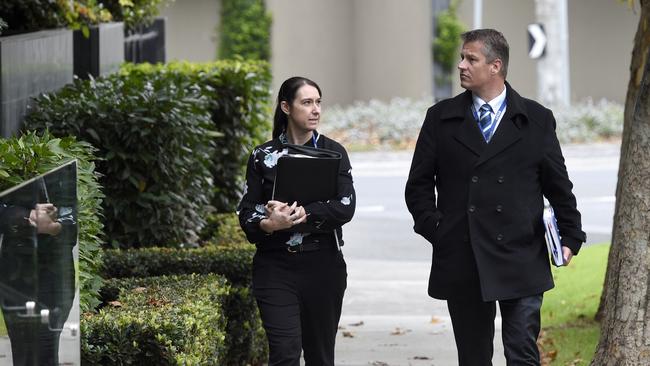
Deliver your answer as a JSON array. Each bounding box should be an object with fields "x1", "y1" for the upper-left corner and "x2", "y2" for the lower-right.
[
  {"x1": 471, "y1": 176, "x2": 479, "y2": 183},
  {"x1": 468, "y1": 205, "x2": 476, "y2": 213},
  {"x1": 497, "y1": 176, "x2": 505, "y2": 183},
  {"x1": 496, "y1": 205, "x2": 503, "y2": 213},
  {"x1": 496, "y1": 234, "x2": 504, "y2": 241}
]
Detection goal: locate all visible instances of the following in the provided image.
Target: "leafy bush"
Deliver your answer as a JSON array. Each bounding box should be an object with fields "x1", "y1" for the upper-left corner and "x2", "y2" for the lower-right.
[
  {"x1": 100, "y1": 244, "x2": 267, "y2": 365},
  {"x1": 218, "y1": 0, "x2": 272, "y2": 61},
  {"x1": 554, "y1": 98, "x2": 624, "y2": 143},
  {"x1": 0, "y1": 0, "x2": 66, "y2": 35},
  {"x1": 320, "y1": 97, "x2": 624, "y2": 150},
  {"x1": 0, "y1": 0, "x2": 113, "y2": 36},
  {"x1": 0, "y1": 131, "x2": 104, "y2": 312},
  {"x1": 120, "y1": 61, "x2": 272, "y2": 212},
  {"x1": 199, "y1": 212, "x2": 248, "y2": 245},
  {"x1": 321, "y1": 97, "x2": 433, "y2": 150},
  {"x1": 433, "y1": 0, "x2": 465, "y2": 74},
  {"x1": 82, "y1": 274, "x2": 229, "y2": 365},
  {"x1": 99, "y1": 0, "x2": 170, "y2": 31},
  {"x1": 25, "y1": 69, "x2": 217, "y2": 248},
  {"x1": 62, "y1": 0, "x2": 113, "y2": 38}
]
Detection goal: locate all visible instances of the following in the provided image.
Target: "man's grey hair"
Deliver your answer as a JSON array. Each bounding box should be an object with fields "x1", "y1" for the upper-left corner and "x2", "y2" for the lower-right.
[{"x1": 461, "y1": 29, "x2": 509, "y2": 79}]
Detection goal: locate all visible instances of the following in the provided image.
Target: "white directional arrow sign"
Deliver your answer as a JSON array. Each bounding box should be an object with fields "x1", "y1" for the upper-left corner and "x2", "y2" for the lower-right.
[{"x1": 527, "y1": 23, "x2": 547, "y2": 59}]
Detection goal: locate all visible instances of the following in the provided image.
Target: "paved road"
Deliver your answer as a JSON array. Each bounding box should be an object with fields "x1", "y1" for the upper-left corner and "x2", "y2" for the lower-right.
[{"x1": 335, "y1": 142, "x2": 620, "y2": 366}]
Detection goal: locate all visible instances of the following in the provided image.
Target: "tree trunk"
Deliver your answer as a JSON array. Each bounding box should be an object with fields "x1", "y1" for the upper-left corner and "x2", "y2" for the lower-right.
[
  {"x1": 596, "y1": 0, "x2": 650, "y2": 322},
  {"x1": 591, "y1": 2, "x2": 650, "y2": 364}
]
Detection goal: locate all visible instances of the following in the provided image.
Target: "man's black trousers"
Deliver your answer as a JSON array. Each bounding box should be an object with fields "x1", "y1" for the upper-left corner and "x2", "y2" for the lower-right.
[
  {"x1": 447, "y1": 293, "x2": 544, "y2": 366},
  {"x1": 252, "y1": 246, "x2": 347, "y2": 366}
]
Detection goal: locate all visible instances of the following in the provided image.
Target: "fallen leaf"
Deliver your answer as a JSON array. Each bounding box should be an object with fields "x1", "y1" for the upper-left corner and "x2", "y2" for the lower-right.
[
  {"x1": 132, "y1": 287, "x2": 147, "y2": 293},
  {"x1": 370, "y1": 362, "x2": 389, "y2": 366},
  {"x1": 412, "y1": 356, "x2": 431, "y2": 360},
  {"x1": 537, "y1": 330, "x2": 558, "y2": 366},
  {"x1": 349, "y1": 320, "x2": 365, "y2": 327},
  {"x1": 568, "y1": 358, "x2": 584, "y2": 366},
  {"x1": 108, "y1": 301, "x2": 122, "y2": 308},
  {"x1": 390, "y1": 327, "x2": 411, "y2": 335},
  {"x1": 342, "y1": 331, "x2": 354, "y2": 338},
  {"x1": 430, "y1": 316, "x2": 442, "y2": 324}
]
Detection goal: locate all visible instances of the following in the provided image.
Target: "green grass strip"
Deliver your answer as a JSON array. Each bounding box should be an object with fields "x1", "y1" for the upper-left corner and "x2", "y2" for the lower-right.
[{"x1": 540, "y1": 243, "x2": 609, "y2": 365}]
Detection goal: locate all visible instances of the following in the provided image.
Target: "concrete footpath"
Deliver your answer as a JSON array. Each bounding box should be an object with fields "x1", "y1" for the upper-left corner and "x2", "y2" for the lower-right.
[{"x1": 335, "y1": 259, "x2": 506, "y2": 366}]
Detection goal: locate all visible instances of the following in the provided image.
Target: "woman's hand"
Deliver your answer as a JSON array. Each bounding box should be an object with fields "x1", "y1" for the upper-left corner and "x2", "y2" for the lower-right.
[{"x1": 260, "y1": 201, "x2": 308, "y2": 233}]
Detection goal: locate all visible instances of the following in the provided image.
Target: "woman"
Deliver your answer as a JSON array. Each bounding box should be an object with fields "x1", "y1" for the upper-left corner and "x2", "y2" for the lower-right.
[{"x1": 238, "y1": 76, "x2": 355, "y2": 366}]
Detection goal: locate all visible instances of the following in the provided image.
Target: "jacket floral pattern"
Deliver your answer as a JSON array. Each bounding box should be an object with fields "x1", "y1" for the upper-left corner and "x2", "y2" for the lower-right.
[{"x1": 237, "y1": 132, "x2": 355, "y2": 249}]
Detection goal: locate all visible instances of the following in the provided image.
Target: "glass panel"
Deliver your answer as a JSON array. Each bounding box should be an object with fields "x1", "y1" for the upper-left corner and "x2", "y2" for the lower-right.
[{"x1": 0, "y1": 160, "x2": 79, "y2": 366}]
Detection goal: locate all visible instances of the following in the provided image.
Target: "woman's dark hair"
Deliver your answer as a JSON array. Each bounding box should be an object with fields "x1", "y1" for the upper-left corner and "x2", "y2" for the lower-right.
[{"x1": 272, "y1": 76, "x2": 322, "y2": 138}]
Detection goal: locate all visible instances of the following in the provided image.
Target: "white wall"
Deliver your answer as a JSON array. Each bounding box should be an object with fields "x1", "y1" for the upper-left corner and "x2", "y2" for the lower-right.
[
  {"x1": 267, "y1": 0, "x2": 433, "y2": 106},
  {"x1": 455, "y1": 0, "x2": 638, "y2": 104},
  {"x1": 161, "y1": 0, "x2": 220, "y2": 62}
]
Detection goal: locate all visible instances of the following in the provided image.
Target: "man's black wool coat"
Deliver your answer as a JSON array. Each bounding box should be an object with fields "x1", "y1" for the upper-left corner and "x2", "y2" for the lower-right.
[{"x1": 405, "y1": 83, "x2": 586, "y2": 301}]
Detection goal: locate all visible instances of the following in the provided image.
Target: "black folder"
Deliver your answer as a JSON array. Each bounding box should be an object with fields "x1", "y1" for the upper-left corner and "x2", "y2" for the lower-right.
[{"x1": 272, "y1": 144, "x2": 341, "y2": 206}]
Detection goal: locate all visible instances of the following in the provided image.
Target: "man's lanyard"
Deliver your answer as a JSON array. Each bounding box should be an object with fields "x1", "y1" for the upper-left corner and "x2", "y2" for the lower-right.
[{"x1": 472, "y1": 99, "x2": 507, "y2": 140}]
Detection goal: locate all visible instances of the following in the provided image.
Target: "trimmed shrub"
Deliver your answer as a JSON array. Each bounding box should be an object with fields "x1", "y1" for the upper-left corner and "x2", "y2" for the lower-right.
[
  {"x1": 100, "y1": 244, "x2": 267, "y2": 365},
  {"x1": 25, "y1": 68, "x2": 217, "y2": 248},
  {"x1": 222, "y1": 286, "x2": 268, "y2": 366},
  {"x1": 0, "y1": 131, "x2": 104, "y2": 312},
  {"x1": 120, "y1": 61, "x2": 272, "y2": 213},
  {"x1": 218, "y1": 0, "x2": 272, "y2": 61},
  {"x1": 101, "y1": 244, "x2": 254, "y2": 285},
  {"x1": 82, "y1": 274, "x2": 229, "y2": 365}
]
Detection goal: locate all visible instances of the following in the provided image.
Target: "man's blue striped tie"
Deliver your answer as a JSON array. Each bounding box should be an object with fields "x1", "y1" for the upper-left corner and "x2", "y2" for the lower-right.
[{"x1": 478, "y1": 103, "x2": 493, "y2": 142}]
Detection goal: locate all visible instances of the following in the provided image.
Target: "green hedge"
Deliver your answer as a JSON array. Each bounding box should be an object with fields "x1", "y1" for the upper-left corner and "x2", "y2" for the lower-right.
[
  {"x1": 25, "y1": 67, "x2": 217, "y2": 248},
  {"x1": 82, "y1": 274, "x2": 229, "y2": 365},
  {"x1": 218, "y1": 0, "x2": 272, "y2": 61},
  {"x1": 100, "y1": 244, "x2": 267, "y2": 365},
  {"x1": 0, "y1": 131, "x2": 105, "y2": 312},
  {"x1": 101, "y1": 243, "x2": 254, "y2": 285},
  {"x1": 120, "y1": 61, "x2": 272, "y2": 213}
]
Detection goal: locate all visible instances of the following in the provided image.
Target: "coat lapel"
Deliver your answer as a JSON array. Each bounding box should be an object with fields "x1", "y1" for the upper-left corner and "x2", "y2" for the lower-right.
[
  {"x1": 447, "y1": 90, "x2": 486, "y2": 157},
  {"x1": 475, "y1": 110, "x2": 521, "y2": 166},
  {"x1": 453, "y1": 110, "x2": 486, "y2": 157}
]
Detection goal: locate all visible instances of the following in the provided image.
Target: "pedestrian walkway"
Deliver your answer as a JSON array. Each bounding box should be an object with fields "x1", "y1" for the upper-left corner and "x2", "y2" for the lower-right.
[{"x1": 335, "y1": 259, "x2": 506, "y2": 366}]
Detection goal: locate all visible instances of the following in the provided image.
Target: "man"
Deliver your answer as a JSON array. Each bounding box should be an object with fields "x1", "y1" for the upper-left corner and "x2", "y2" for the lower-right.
[{"x1": 405, "y1": 29, "x2": 585, "y2": 365}]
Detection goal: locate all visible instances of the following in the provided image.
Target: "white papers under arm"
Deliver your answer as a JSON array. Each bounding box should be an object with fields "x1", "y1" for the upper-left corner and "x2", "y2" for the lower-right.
[{"x1": 543, "y1": 206, "x2": 566, "y2": 267}]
